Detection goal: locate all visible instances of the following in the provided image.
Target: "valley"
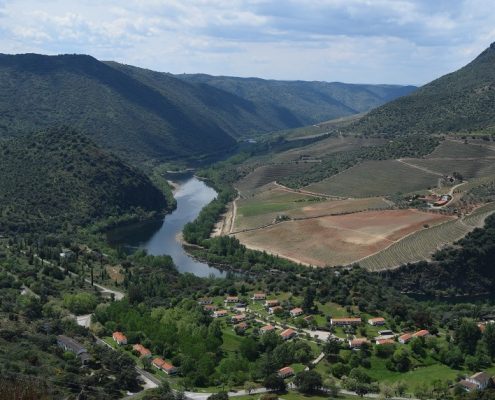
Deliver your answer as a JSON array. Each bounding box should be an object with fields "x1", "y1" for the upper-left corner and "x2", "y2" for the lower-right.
[{"x1": 1, "y1": 35, "x2": 495, "y2": 400}]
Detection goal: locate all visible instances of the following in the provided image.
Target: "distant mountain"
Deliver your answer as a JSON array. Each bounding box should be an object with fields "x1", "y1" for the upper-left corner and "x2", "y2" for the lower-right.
[
  {"x1": 0, "y1": 53, "x2": 415, "y2": 164},
  {"x1": 0, "y1": 127, "x2": 167, "y2": 234},
  {"x1": 351, "y1": 42, "x2": 495, "y2": 135},
  {"x1": 176, "y1": 73, "x2": 416, "y2": 131}
]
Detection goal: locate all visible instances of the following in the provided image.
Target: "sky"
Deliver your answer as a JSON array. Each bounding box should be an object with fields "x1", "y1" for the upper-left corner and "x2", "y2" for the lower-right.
[{"x1": 0, "y1": 0, "x2": 494, "y2": 85}]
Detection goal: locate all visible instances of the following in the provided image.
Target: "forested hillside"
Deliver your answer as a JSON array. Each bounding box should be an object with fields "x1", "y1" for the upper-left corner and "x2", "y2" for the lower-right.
[
  {"x1": 0, "y1": 127, "x2": 167, "y2": 234},
  {"x1": 177, "y1": 73, "x2": 416, "y2": 129},
  {"x1": 0, "y1": 53, "x2": 415, "y2": 164},
  {"x1": 351, "y1": 42, "x2": 495, "y2": 135}
]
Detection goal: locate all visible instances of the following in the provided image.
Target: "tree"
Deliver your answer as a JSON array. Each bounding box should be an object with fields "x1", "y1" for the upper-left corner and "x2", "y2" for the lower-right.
[
  {"x1": 207, "y1": 392, "x2": 228, "y2": 400},
  {"x1": 389, "y1": 348, "x2": 411, "y2": 372},
  {"x1": 294, "y1": 370, "x2": 322, "y2": 394},
  {"x1": 263, "y1": 374, "x2": 286, "y2": 392},
  {"x1": 323, "y1": 378, "x2": 339, "y2": 397},
  {"x1": 455, "y1": 320, "x2": 482, "y2": 355},
  {"x1": 244, "y1": 382, "x2": 256, "y2": 395},
  {"x1": 302, "y1": 287, "x2": 315, "y2": 313},
  {"x1": 324, "y1": 337, "x2": 341, "y2": 361},
  {"x1": 483, "y1": 323, "x2": 495, "y2": 360}
]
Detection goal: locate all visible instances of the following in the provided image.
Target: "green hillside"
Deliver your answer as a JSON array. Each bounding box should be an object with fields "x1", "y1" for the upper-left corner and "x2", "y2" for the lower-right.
[
  {"x1": 0, "y1": 53, "x2": 237, "y2": 164},
  {"x1": 0, "y1": 127, "x2": 167, "y2": 234},
  {"x1": 176, "y1": 73, "x2": 416, "y2": 129},
  {"x1": 0, "y1": 53, "x2": 416, "y2": 165},
  {"x1": 351, "y1": 42, "x2": 495, "y2": 135}
]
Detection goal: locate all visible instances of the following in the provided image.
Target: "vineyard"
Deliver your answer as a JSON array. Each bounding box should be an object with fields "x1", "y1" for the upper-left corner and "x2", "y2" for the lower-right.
[
  {"x1": 358, "y1": 202, "x2": 495, "y2": 271},
  {"x1": 236, "y1": 163, "x2": 312, "y2": 192},
  {"x1": 271, "y1": 136, "x2": 385, "y2": 163},
  {"x1": 426, "y1": 139, "x2": 495, "y2": 159},
  {"x1": 404, "y1": 158, "x2": 495, "y2": 180},
  {"x1": 304, "y1": 160, "x2": 438, "y2": 197}
]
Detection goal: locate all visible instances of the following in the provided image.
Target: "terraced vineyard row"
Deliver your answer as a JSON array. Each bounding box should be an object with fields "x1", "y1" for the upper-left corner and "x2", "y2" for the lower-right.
[
  {"x1": 236, "y1": 163, "x2": 312, "y2": 192},
  {"x1": 358, "y1": 202, "x2": 495, "y2": 271}
]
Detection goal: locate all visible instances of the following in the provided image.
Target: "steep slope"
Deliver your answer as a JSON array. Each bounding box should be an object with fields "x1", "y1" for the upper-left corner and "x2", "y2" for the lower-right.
[
  {"x1": 0, "y1": 53, "x2": 237, "y2": 164},
  {"x1": 176, "y1": 73, "x2": 416, "y2": 130},
  {"x1": 0, "y1": 127, "x2": 167, "y2": 234},
  {"x1": 351, "y1": 42, "x2": 495, "y2": 135},
  {"x1": 0, "y1": 53, "x2": 416, "y2": 165}
]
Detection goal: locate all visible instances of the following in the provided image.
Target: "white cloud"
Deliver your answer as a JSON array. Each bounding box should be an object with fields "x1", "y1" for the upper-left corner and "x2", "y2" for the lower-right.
[{"x1": 0, "y1": 0, "x2": 493, "y2": 84}]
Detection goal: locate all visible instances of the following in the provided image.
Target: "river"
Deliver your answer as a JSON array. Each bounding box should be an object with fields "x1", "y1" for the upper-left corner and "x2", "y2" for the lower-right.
[{"x1": 107, "y1": 173, "x2": 226, "y2": 277}]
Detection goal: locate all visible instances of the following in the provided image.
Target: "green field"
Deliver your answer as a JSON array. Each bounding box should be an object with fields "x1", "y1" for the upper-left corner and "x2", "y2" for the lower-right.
[
  {"x1": 305, "y1": 160, "x2": 438, "y2": 197},
  {"x1": 359, "y1": 202, "x2": 495, "y2": 270},
  {"x1": 237, "y1": 164, "x2": 313, "y2": 192},
  {"x1": 426, "y1": 139, "x2": 495, "y2": 159},
  {"x1": 272, "y1": 136, "x2": 386, "y2": 163},
  {"x1": 405, "y1": 158, "x2": 495, "y2": 180},
  {"x1": 235, "y1": 185, "x2": 390, "y2": 232}
]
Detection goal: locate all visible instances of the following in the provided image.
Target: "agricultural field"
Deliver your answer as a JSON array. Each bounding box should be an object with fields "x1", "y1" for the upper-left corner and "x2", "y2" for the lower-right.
[
  {"x1": 271, "y1": 136, "x2": 385, "y2": 163},
  {"x1": 234, "y1": 184, "x2": 390, "y2": 232},
  {"x1": 236, "y1": 163, "x2": 312, "y2": 193},
  {"x1": 234, "y1": 209, "x2": 453, "y2": 266},
  {"x1": 404, "y1": 158, "x2": 495, "y2": 180},
  {"x1": 359, "y1": 202, "x2": 495, "y2": 270},
  {"x1": 426, "y1": 138, "x2": 495, "y2": 159},
  {"x1": 304, "y1": 160, "x2": 438, "y2": 198}
]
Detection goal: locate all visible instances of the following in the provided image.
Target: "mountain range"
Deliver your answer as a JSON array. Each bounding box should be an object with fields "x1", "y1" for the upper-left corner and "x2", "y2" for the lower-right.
[{"x1": 0, "y1": 53, "x2": 415, "y2": 164}]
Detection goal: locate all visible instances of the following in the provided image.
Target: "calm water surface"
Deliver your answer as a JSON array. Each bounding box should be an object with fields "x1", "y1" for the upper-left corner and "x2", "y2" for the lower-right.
[{"x1": 108, "y1": 174, "x2": 225, "y2": 277}]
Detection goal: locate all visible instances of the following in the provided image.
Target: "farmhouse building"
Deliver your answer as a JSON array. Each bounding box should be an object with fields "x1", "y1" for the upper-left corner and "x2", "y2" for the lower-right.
[
  {"x1": 57, "y1": 335, "x2": 90, "y2": 365},
  {"x1": 459, "y1": 372, "x2": 492, "y2": 392},
  {"x1": 398, "y1": 333, "x2": 413, "y2": 344},
  {"x1": 252, "y1": 293, "x2": 266, "y2": 300},
  {"x1": 213, "y1": 310, "x2": 228, "y2": 318},
  {"x1": 413, "y1": 329, "x2": 430, "y2": 338},
  {"x1": 376, "y1": 338, "x2": 395, "y2": 345},
  {"x1": 290, "y1": 307, "x2": 304, "y2": 317},
  {"x1": 231, "y1": 314, "x2": 247, "y2": 323},
  {"x1": 112, "y1": 331, "x2": 127, "y2": 345},
  {"x1": 198, "y1": 297, "x2": 212, "y2": 305},
  {"x1": 133, "y1": 344, "x2": 151, "y2": 358},
  {"x1": 278, "y1": 366, "x2": 295, "y2": 378},
  {"x1": 368, "y1": 317, "x2": 386, "y2": 326},
  {"x1": 280, "y1": 328, "x2": 297, "y2": 340},
  {"x1": 349, "y1": 338, "x2": 369, "y2": 348},
  {"x1": 260, "y1": 324, "x2": 275, "y2": 334},
  {"x1": 330, "y1": 317, "x2": 361, "y2": 326},
  {"x1": 224, "y1": 296, "x2": 239, "y2": 304},
  {"x1": 203, "y1": 304, "x2": 217, "y2": 312},
  {"x1": 265, "y1": 299, "x2": 280, "y2": 307},
  {"x1": 234, "y1": 322, "x2": 248, "y2": 333},
  {"x1": 152, "y1": 357, "x2": 177, "y2": 375}
]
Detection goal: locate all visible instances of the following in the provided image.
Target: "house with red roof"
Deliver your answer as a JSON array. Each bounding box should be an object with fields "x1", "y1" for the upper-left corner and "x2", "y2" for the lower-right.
[
  {"x1": 280, "y1": 328, "x2": 297, "y2": 340},
  {"x1": 152, "y1": 357, "x2": 177, "y2": 375},
  {"x1": 112, "y1": 331, "x2": 127, "y2": 345},
  {"x1": 398, "y1": 333, "x2": 413, "y2": 344},
  {"x1": 252, "y1": 293, "x2": 267, "y2": 300},
  {"x1": 260, "y1": 324, "x2": 275, "y2": 334},
  {"x1": 133, "y1": 344, "x2": 151, "y2": 358},
  {"x1": 265, "y1": 299, "x2": 280, "y2": 307},
  {"x1": 231, "y1": 314, "x2": 247, "y2": 323},
  {"x1": 413, "y1": 329, "x2": 430, "y2": 338},
  {"x1": 278, "y1": 366, "x2": 295, "y2": 378},
  {"x1": 376, "y1": 338, "x2": 395, "y2": 345}
]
